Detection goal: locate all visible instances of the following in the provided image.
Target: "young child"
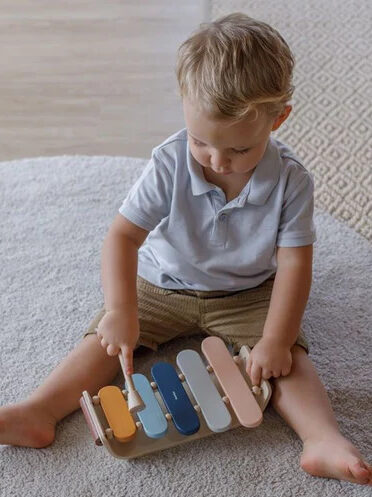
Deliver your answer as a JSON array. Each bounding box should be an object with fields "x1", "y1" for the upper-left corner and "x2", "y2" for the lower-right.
[{"x1": 0, "y1": 12, "x2": 370, "y2": 486}]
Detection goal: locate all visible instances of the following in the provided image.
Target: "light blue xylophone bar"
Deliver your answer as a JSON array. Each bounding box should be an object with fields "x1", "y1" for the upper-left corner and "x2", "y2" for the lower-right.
[
  {"x1": 176, "y1": 349, "x2": 232, "y2": 433},
  {"x1": 126, "y1": 374, "x2": 168, "y2": 439}
]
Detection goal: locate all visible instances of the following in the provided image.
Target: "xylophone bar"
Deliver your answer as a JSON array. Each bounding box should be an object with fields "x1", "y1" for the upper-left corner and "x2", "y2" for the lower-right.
[
  {"x1": 201, "y1": 336, "x2": 263, "y2": 428},
  {"x1": 176, "y1": 349, "x2": 232, "y2": 433},
  {"x1": 98, "y1": 386, "x2": 136, "y2": 442},
  {"x1": 129, "y1": 374, "x2": 168, "y2": 439},
  {"x1": 151, "y1": 362, "x2": 200, "y2": 436}
]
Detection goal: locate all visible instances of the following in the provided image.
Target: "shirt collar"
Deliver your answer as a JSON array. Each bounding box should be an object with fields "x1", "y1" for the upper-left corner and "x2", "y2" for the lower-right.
[
  {"x1": 187, "y1": 136, "x2": 280, "y2": 205},
  {"x1": 246, "y1": 137, "x2": 281, "y2": 205},
  {"x1": 187, "y1": 141, "x2": 215, "y2": 196}
]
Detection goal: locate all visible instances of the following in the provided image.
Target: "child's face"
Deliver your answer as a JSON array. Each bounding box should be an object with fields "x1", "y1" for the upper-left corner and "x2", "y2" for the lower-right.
[{"x1": 183, "y1": 97, "x2": 288, "y2": 177}]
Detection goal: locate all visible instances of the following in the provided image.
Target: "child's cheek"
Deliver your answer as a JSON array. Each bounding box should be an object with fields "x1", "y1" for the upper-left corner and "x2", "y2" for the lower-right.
[{"x1": 191, "y1": 146, "x2": 208, "y2": 166}]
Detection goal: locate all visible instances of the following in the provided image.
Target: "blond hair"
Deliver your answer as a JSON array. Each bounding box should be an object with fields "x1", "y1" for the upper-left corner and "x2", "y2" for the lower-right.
[{"x1": 176, "y1": 12, "x2": 295, "y2": 122}]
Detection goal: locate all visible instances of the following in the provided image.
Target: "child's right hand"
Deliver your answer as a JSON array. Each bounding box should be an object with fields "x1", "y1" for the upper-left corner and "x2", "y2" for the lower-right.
[{"x1": 96, "y1": 309, "x2": 139, "y2": 374}]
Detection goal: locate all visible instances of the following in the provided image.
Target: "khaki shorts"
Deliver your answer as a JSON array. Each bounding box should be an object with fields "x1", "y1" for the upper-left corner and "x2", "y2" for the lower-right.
[{"x1": 84, "y1": 275, "x2": 309, "y2": 354}]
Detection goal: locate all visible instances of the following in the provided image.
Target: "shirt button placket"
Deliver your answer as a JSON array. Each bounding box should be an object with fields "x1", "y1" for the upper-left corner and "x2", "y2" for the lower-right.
[
  {"x1": 209, "y1": 190, "x2": 228, "y2": 246},
  {"x1": 210, "y1": 211, "x2": 228, "y2": 246}
]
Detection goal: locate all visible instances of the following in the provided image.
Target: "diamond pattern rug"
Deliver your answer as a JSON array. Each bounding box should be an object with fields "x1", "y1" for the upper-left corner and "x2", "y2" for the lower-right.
[{"x1": 208, "y1": 0, "x2": 372, "y2": 241}]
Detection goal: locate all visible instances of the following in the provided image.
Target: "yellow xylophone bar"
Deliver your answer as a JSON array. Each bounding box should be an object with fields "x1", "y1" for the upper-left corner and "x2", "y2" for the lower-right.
[{"x1": 98, "y1": 385, "x2": 136, "y2": 443}]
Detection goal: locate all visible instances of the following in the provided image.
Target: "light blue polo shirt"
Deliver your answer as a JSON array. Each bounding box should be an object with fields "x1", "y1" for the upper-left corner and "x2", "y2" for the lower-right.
[{"x1": 119, "y1": 128, "x2": 316, "y2": 291}]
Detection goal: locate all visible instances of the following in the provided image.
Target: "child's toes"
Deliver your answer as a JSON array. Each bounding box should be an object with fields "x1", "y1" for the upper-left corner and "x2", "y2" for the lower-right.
[
  {"x1": 301, "y1": 438, "x2": 372, "y2": 485},
  {"x1": 349, "y1": 461, "x2": 372, "y2": 485}
]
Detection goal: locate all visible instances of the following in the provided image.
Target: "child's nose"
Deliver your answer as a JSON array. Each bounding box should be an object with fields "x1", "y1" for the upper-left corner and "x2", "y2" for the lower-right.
[{"x1": 210, "y1": 150, "x2": 230, "y2": 169}]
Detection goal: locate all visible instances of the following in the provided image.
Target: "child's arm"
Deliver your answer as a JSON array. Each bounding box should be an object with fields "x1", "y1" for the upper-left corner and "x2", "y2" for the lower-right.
[
  {"x1": 98, "y1": 213, "x2": 149, "y2": 373},
  {"x1": 246, "y1": 244, "x2": 313, "y2": 385},
  {"x1": 102, "y1": 213, "x2": 148, "y2": 311},
  {"x1": 263, "y1": 244, "x2": 313, "y2": 346}
]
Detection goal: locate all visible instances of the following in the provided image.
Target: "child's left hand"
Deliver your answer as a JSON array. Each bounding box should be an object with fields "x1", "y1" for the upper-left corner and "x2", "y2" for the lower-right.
[{"x1": 246, "y1": 336, "x2": 292, "y2": 386}]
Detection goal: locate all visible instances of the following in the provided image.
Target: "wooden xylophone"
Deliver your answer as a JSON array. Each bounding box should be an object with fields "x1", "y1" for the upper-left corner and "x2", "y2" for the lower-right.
[{"x1": 80, "y1": 336, "x2": 272, "y2": 459}]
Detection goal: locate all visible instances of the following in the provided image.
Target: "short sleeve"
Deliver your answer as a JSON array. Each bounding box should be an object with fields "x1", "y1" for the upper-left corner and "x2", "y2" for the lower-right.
[
  {"x1": 118, "y1": 149, "x2": 173, "y2": 231},
  {"x1": 276, "y1": 170, "x2": 317, "y2": 247}
]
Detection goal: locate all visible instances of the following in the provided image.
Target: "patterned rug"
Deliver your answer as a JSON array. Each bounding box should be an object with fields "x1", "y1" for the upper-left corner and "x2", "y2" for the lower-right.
[{"x1": 208, "y1": 0, "x2": 371, "y2": 242}]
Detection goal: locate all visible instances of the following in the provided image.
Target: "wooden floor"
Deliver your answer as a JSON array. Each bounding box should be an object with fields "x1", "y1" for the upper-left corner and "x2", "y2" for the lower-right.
[{"x1": 0, "y1": 0, "x2": 208, "y2": 161}]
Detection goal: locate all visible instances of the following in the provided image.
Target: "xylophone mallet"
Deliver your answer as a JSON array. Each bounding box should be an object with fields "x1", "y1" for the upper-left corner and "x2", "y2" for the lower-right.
[{"x1": 118, "y1": 351, "x2": 145, "y2": 414}]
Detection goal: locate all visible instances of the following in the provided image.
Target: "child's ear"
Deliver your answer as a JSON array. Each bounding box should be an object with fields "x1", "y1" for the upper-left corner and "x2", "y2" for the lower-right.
[{"x1": 271, "y1": 105, "x2": 292, "y2": 131}]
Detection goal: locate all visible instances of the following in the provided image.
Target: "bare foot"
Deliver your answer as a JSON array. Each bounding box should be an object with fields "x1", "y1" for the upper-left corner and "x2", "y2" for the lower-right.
[
  {"x1": 0, "y1": 401, "x2": 56, "y2": 448},
  {"x1": 301, "y1": 434, "x2": 372, "y2": 486}
]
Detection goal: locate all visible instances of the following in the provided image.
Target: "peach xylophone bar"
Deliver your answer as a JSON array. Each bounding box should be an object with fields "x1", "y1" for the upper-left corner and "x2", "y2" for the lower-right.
[{"x1": 202, "y1": 336, "x2": 263, "y2": 428}]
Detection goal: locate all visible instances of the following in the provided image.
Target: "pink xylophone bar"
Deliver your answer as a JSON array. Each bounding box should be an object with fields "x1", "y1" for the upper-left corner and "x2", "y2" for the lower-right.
[{"x1": 80, "y1": 336, "x2": 272, "y2": 459}]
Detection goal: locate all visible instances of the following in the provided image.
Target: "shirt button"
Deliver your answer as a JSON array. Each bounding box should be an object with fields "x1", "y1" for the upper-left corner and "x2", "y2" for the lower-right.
[{"x1": 220, "y1": 214, "x2": 227, "y2": 221}]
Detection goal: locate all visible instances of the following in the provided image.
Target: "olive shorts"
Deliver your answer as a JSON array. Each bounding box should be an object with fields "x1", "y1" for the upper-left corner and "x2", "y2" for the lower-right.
[{"x1": 84, "y1": 275, "x2": 309, "y2": 354}]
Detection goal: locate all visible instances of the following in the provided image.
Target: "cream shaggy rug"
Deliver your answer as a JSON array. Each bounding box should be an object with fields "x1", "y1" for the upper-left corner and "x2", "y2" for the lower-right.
[{"x1": 0, "y1": 154, "x2": 371, "y2": 497}]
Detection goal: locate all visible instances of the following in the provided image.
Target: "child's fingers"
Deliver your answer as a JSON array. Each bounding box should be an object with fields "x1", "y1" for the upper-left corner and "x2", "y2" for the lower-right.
[
  {"x1": 281, "y1": 365, "x2": 291, "y2": 376},
  {"x1": 106, "y1": 344, "x2": 120, "y2": 357},
  {"x1": 250, "y1": 363, "x2": 262, "y2": 386},
  {"x1": 262, "y1": 368, "x2": 273, "y2": 380}
]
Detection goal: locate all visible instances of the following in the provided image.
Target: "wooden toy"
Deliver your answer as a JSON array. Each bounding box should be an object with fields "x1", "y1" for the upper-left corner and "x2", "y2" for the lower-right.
[
  {"x1": 118, "y1": 351, "x2": 144, "y2": 413},
  {"x1": 80, "y1": 336, "x2": 272, "y2": 459}
]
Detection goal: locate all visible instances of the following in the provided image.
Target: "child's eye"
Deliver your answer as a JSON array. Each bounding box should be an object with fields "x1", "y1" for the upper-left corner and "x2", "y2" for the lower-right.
[
  {"x1": 234, "y1": 148, "x2": 251, "y2": 155},
  {"x1": 192, "y1": 138, "x2": 250, "y2": 155}
]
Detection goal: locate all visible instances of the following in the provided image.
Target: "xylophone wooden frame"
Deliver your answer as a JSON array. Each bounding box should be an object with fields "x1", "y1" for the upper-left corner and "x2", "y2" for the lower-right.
[{"x1": 80, "y1": 343, "x2": 272, "y2": 459}]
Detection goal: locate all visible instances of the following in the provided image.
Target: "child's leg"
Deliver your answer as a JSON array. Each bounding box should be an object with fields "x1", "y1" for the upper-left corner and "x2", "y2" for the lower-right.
[
  {"x1": 271, "y1": 345, "x2": 371, "y2": 486},
  {"x1": 200, "y1": 281, "x2": 371, "y2": 486},
  {"x1": 0, "y1": 334, "x2": 121, "y2": 448},
  {"x1": 0, "y1": 277, "x2": 201, "y2": 448}
]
